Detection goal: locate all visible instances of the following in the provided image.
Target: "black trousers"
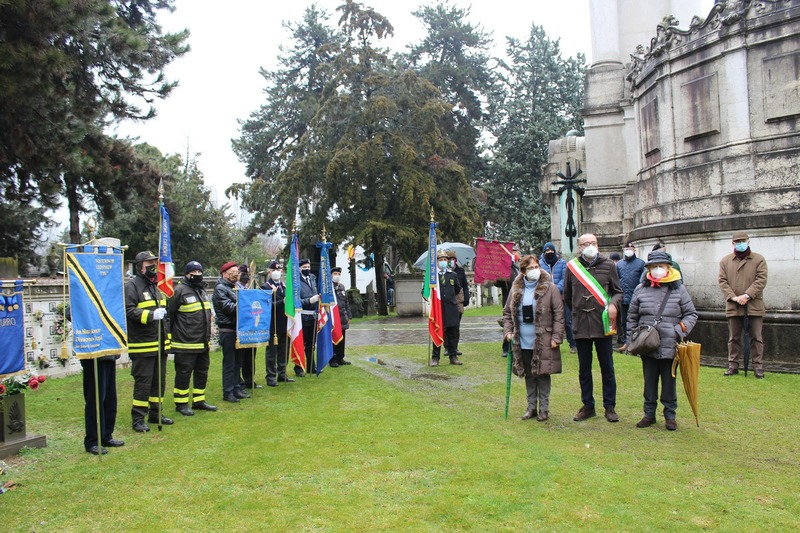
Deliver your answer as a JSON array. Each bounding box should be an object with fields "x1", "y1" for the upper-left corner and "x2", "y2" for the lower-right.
[
  {"x1": 130, "y1": 354, "x2": 167, "y2": 422},
  {"x1": 576, "y1": 337, "x2": 616, "y2": 410},
  {"x1": 641, "y1": 356, "x2": 677, "y2": 419},
  {"x1": 266, "y1": 333, "x2": 288, "y2": 380},
  {"x1": 239, "y1": 347, "x2": 257, "y2": 386},
  {"x1": 333, "y1": 329, "x2": 347, "y2": 363},
  {"x1": 173, "y1": 350, "x2": 210, "y2": 405},
  {"x1": 619, "y1": 303, "x2": 630, "y2": 344},
  {"x1": 81, "y1": 358, "x2": 117, "y2": 449},
  {"x1": 219, "y1": 331, "x2": 242, "y2": 395},
  {"x1": 432, "y1": 326, "x2": 459, "y2": 358}
]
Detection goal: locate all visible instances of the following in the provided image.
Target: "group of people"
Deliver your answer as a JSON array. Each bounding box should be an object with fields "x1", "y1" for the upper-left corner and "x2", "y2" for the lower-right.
[
  {"x1": 82, "y1": 253, "x2": 352, "y2": 455},
  {"x1": 502, "y1": 231, "x2": 767, "y2": 431}
]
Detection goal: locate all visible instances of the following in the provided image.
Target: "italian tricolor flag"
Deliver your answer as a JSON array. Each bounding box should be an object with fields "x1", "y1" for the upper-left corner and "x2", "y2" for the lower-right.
[{"x1": 285, "y1": 233, "x2": 306, "y2": 371}]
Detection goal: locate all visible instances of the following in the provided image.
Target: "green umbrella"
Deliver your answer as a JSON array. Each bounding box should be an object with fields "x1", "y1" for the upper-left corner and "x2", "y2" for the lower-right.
[{"x1": 505, "y1": 338, "x2": 513, "y2": 419}]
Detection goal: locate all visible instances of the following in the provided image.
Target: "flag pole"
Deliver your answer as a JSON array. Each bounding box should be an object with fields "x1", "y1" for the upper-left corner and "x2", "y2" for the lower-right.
[
  {"x1": 505, "y1": 338, "x2": 514, "y2": 419},
  {"x1": 156, "y1": 179, "x2": 164, "y2": 431}
]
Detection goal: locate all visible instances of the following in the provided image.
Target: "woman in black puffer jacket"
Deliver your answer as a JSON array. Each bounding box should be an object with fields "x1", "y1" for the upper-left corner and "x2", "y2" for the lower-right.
[{"x1": 627, "y1": 251, "x2": 697, "y2": 431}]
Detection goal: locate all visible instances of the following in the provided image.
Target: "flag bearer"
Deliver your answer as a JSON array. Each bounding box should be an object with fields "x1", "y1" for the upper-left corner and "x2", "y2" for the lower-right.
[{"x1": 125, "y1": 251, "x2": 173, "y2": 432}]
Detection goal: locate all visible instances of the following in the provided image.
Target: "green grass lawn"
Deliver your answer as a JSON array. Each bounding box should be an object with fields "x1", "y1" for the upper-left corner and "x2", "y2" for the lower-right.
[{"x1": 4, "y1": 342, "x2": 799, "y2": 531}]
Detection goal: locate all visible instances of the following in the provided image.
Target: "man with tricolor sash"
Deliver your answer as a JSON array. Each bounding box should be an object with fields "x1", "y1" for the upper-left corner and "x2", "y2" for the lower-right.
[
  {"x1": 563, "y1": 234, "x2": 623, "y2": 423},
  {"x1": 125, "y1": 250, "x2": 173, "y2": 432}
]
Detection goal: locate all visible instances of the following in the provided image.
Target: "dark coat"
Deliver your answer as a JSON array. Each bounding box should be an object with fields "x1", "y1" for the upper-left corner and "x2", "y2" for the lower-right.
[
  {"x1": 502, "y1": 270, "x2": 564, "y2": 377},
  {"x1": 563, "y1": 255, "x2": 623, "y2": 339},
  {"x1": 168, "y1": 281, "x2": 211, "y2": 353},
  {"x1": 212, "y1": 278, "x2": 237, "y2": 328},
  {"x1": 453, "y1": 265, "x2": 469, "y2": 308},
  {"x1": 617, "y1": 255, "x2": 646, "y2": 304},
  {"x1": 627, "y1": 279, "x2": 698, "y2": 359},
  {"x1": 261, "y1": 278, "x2": 287, "y2": 336},
  {"x1": 438, "y1": 269, "x2": 462, "y2": 327},
  {"x1": 334, "y1": 282, "x2": 351, "y2": 330}
]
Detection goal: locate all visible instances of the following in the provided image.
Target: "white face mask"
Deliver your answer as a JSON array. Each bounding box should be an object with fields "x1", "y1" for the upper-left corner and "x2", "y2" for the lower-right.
[
  {"x1": 650, "y1": 266, "x2": 667, "y2": 280},
  {"x1": 623, "y1": 249, "x2": 634, "y2": 258},
  {"x1": 270, "y1": 270, "x2": 282, "y2": 281},
  {"x1": 525, "y1": 268, "x2": 540, "y2": 281},
  {"x1": 332, "y1": 275, "x2": 340, "y2": 283},
  {"x1": 582, "y1": 245, "x2": 598, "y2": 259}
]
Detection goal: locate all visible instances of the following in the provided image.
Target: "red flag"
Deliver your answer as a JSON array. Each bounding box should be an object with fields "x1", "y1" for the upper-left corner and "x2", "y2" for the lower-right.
[{"x1": 331, "y1": 301, "x2": 343, "y2": 345}]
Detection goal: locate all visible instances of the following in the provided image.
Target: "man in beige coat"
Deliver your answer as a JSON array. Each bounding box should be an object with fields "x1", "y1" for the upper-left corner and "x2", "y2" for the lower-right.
[{"x1": 718, "y1": 231, "x2": 768, "y2": 378}]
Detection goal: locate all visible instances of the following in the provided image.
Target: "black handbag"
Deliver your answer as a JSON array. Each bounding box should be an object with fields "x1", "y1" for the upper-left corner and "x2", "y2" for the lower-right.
[{"x1": 628, "y1": 286, "x2": 672, "y2": 356}]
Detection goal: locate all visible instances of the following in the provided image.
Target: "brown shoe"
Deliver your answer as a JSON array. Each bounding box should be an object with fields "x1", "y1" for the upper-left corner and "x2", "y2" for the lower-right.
[
  {"x1": 619, "y1": 344, "x2": 627, "y2": 352},
  {"x1": 604, "y1": 407, "x2": 619, "y2": 422},
  {"x1": 449, "y1": 355, "x2": 463, "y2": 365},
  {"x1": 573, "y1": 406, "x2": 596, "y2": 421},
  {"x1": 754, "y1": 369, "x2": 765, "y2": 379},
  {"x1": 521, "y1": 409, "x2": 537, "y2": 420},
  {"x1": 723, "y1": 367, "x2": 739, "y2": 376},
  {"x1": 537, "y1": 411, "x2": 549, "y2": 422},
  {"x1": 430, "y1": 358, "x2": 439, "y2": 367},
  {"x1": 665, "y1": 419, "x2": 678, "y2": 431},
  {"x1": 636, "y1": 416, "x2": 656, "y2": 428}
]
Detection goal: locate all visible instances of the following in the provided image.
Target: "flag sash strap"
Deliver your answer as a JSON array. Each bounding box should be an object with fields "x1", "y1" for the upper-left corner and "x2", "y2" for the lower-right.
[{"x1": 567, "y1": 258, "x2": 614, "y2": 335}]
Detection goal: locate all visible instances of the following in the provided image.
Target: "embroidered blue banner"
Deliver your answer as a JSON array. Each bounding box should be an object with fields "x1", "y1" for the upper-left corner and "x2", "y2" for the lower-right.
[
  {"x1": 236, "y1": 289, "x2": 273, "y2": 347},
  {"x1": 66, "y1": 245, "x2": 128, "y2": 359},
  {"x1": 0, "y1": 280, "x2": 25, "y2": 376}
]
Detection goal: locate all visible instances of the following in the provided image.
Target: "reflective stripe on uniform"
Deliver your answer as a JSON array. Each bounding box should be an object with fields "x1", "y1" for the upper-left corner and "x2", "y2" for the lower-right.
[
  {"x1": 138, "y1": 300, "x2": 157, "y2": 309},
  {"x1": 179, "y1": 302, "x2": 204, "y2": 313},
  {"x1": 172, "y1": 341, "x2": 205, "y2": 350},
  {"x1": 140, "y1": 309, "x2": 150, "y2": 324},
  {"x1": 149, "y1": 396, "x2": 163, "y2": 404},
  {"x1": 132, "y1": 399, "x2": 149, "y2": 407},
  {"x1": 128, "y1": 341, "x2": 159, "y2": 353}
]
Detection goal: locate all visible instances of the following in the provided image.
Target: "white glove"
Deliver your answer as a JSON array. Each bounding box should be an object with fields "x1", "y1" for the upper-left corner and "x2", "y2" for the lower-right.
[
  {"x1": 152, "y1": 308, "x2": 167, "y2": 321},
  {"x1": 310, "y1": 295, "x2": 320, "y2": 304}
]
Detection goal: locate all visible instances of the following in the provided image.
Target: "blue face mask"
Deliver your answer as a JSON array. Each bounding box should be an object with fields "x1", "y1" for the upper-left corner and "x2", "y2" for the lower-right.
[
  {"x1": 734, "y1": 242, "x2": 748, "y2": 253},
  {"x1": 438, "y1": 260, "x2": 448, "y2": 270}
]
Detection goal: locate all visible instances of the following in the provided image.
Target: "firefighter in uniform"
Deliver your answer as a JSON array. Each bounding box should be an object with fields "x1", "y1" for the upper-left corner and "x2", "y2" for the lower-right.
[
  {"x1": 125, "y1": 251, "x2": 173, "y2": 432},
  {"x1": 168, "y1": 261, "x2": 218, "y2": 416}
]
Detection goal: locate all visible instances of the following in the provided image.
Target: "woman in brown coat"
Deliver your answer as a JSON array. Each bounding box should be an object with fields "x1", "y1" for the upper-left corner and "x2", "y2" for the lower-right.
[{"x1": 503, "y1": 255, "x2": 565, "y2": 421}]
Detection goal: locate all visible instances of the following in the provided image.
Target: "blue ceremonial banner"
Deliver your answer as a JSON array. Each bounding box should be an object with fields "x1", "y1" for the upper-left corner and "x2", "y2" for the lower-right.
[
  {"x1": 66, "y1": 245, "x2": 128, "y2": 359},
  {"x1": 0, "y1": 280, "x2": 26, "y2": 376},
  {"x1": 236, "y1": 289, "x2": 273, "y2": 347},
  {"x1": 316, "y1": 240, "x2": 334, "y2": 304}
]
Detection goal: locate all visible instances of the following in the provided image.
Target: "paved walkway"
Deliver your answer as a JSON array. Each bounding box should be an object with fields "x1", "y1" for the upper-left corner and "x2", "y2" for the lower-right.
[{"x1": 347, "y1": 315, "x2": 503, "y2": 347}]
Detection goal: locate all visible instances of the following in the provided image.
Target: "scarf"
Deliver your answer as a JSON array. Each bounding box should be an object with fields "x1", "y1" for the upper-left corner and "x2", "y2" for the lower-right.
[
  {"x1": 646, "y1": 267, "x2": 682, "y2": 287},
  {"x1": 734, "y1": 247, "x2": 751, "y2": 260}
]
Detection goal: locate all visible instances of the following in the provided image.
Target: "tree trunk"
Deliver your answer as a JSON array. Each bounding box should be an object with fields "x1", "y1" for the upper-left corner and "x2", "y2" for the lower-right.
[
  {"x1": 65, "y1": 176, "x2": 81, "y2": 244},
  {"x1": 373, "y1": 239, "x2": 388, "y2": 316}
]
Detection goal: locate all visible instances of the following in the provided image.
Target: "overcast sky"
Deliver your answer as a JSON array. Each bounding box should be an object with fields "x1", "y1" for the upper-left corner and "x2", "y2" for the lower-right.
[{"x1": 111, "y1": 0, "x2": 593, "y2": 214}]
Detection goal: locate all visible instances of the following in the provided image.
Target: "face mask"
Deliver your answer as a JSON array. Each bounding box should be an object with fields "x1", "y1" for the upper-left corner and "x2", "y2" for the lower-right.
[
  {"x1": 448, "y1": 260, "x2": 455, "y2": 269},
  {"x1": 526, "y1": 268, "x2": 540, "y2": 281},
  {"x1": 332, "y1": 275, "x2": 341, "y2": 283},
  {"x1": 581, "y1": 245, "x2": 598, "y2": 260},
  {"x1": 301, "y1": 269, "x2": 310, "y2": 276},
  {"x1": 144, "y1": 265, "x2": 157, "y2": 280},
  {"x1": 226, "y1": 272, "x2": 239, "y2": 283},
  {"x1": 186, "y1": 274, "x2": 203, "y2": 286},
  {"x1": 623, "y1": 249, "x2": 634, "y2": 258},
  {"x1": 438, "y1": 260, "x2": 448, "y2": 270},
  {"x1": 270, "y1": 270, "x2": 282, "y2": 281},
  {"x1": 239, "y1": 275, "x2": 250, "y2": 285},
  {"x1": 734, "y1": 242, "x2": 748, "y2": 253},
  {"x1": 650, "y1": 267, "x2": 667, "y2": 280}
]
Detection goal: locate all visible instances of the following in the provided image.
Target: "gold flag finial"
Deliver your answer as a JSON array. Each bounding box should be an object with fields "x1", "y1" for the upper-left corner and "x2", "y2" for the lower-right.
[
  {"x1": 430, "y1": 208, "x2": 435, "y2": 222},
  {"x1": 320, "y1": 224, "x2": 327, "y2": 243},
  {"x1": 158, "y1": 178, "x2": 164, "y2": 202}
]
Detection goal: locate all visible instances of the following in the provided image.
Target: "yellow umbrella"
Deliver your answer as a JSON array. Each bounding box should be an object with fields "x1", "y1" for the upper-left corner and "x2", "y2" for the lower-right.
[{"x1": 672, "y1": 342, "x2": 701, "y2": 427}]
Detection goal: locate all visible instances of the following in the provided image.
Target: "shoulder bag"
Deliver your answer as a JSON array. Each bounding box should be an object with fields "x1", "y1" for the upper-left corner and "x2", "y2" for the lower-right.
[{"x1": 628, "y1": 286, "x2": 672, "y2": 356}]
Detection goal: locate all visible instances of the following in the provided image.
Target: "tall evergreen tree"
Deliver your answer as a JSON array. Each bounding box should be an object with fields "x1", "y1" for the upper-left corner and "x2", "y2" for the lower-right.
[
  {"x1": 483, "y1": 24, "x2": 585, "y2": 249},
  {"x1": 405, "y1": 2, "x2": 497, "y2": 187},
  {"x1": 99, "y1": 144, "x2": 234, "y2": 272},
  {"x1": 0, "y1": 0, "x2": 189, "y2": 253}
]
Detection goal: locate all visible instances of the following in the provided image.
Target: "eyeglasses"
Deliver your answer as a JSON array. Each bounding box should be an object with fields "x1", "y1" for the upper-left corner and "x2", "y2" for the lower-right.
[{"x1": 578, "y1": 241, "x2": 598, "y2": 247}]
